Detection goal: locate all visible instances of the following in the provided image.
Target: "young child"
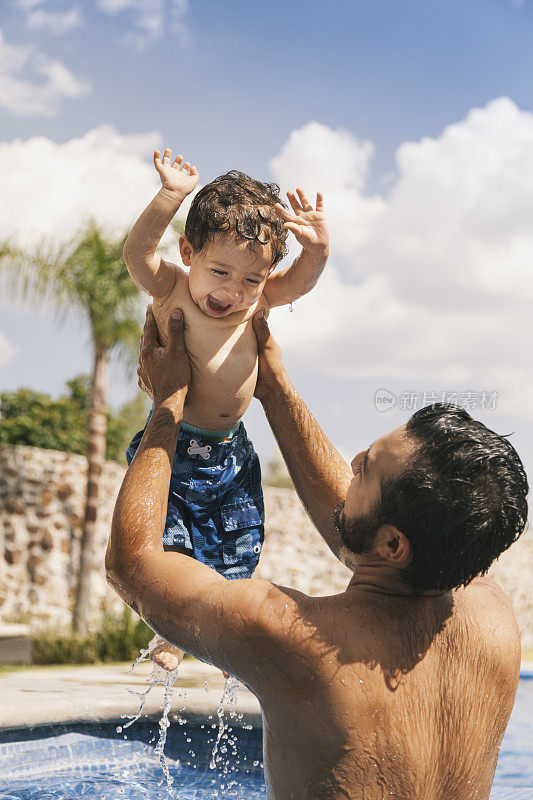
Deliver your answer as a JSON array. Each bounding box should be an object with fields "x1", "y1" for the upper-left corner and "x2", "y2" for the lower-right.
[{"x1": 124, "y1": 148, "x2": 328, "y2": 670}]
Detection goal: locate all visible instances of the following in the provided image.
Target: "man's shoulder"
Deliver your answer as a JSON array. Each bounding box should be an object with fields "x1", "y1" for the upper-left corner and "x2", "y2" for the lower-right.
[
  {"x1": 246, "y1": 581, "x2": 325, "y2": 663},
  {"x1": 200, "y1": 577, "x2": 322, "y2": 695},
  {"x1": 463, "y1": 576, "x2": 514, "y2": 610},
  {"x1": 457, "y1": 578, "x2": 521, "y2": 673}
]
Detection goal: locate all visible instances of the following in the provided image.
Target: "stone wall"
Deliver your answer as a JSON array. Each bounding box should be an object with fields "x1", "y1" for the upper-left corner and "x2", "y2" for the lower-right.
[
  {"x1": 0, "y1": 444, "x2": 532, "y2": 647},
  {"x1": 0, "y1": 444, "x2": 124, "y2": 628}
]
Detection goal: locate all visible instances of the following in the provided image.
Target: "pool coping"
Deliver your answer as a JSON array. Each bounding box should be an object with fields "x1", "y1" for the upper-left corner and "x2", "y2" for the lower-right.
[
  {"x1": 0, "y1": 659, "x2": 262, "y2": 733},
  {"x1": 1, "y1": 659, "x2": 532, "y2": 734}
]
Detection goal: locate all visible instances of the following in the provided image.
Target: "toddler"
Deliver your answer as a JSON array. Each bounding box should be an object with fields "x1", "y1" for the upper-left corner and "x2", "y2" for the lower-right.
[{"x1": 124, "y1": 148, "x2": 329, "y2": 670}]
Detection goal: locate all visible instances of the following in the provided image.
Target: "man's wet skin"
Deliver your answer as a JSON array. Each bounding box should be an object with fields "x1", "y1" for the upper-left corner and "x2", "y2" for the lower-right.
[
  {"x1": 107, "y1": 309, "x2": 521, "y2": 800},
  {"x1": 255, "y1": 565, "x2": 519, "y2": 799},
  {"x1": 249, "y1": 431, "x2": 519, "y2": 799}
]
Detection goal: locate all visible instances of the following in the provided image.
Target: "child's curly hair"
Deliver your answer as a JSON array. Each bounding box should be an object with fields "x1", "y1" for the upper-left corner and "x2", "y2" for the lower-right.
[{"x1": 185, "y1": 171, "x2": 288, "y2": 268}]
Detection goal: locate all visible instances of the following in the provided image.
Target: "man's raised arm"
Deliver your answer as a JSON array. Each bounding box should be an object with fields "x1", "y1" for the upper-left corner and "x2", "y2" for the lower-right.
[
  {"x1": 105, "y1": 307, "x2": 299, "y2": 686},
  {"x1": 252, "y1": 312, "x2": 355, "y2": 568}
]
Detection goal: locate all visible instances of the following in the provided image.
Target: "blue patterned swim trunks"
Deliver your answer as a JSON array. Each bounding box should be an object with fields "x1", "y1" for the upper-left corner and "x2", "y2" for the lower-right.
[{"x1": 126, "y1": 416, "x2": 264, "y2": 580}]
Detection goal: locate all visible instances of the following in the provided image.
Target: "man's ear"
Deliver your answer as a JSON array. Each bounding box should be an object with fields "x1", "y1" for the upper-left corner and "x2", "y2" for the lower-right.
[
  {"x1": 375, "y1": 525, "x2": 412, "y2": 565},
  {"x1": 179, "y1": 235, "x2": 194, "y2": 266}
]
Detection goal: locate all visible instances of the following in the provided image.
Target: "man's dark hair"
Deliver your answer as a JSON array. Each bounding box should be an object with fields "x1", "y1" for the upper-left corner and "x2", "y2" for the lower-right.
[
  {"x1": 379, "y1": 403, "x2": 528, "y2": 593},
  {"x1": 185, "y1": 171, "x2": 288, "y2": 268}
]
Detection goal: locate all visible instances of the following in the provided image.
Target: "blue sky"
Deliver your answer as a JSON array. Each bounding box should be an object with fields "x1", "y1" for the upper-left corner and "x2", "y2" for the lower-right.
[
  {"x1": 4, "y1": 0, "x2": 533, "y2": 179},
  {"x1": 2, "y1": 0, "x2": 533, "y2": 478}
]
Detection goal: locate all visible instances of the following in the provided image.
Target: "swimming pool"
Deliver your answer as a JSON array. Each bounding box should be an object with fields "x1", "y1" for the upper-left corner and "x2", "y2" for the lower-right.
[{"x1": 1, "y1": 679, "x2": 532, "y2": 799}]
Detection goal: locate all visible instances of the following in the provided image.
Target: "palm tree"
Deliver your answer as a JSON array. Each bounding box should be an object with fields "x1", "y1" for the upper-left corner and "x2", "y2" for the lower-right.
[{"x1": 0, "y1": 222, "x2": 142, "y2": 633}]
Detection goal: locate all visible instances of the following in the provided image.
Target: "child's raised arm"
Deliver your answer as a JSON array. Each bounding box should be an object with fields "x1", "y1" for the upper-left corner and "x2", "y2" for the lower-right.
[
  {"x1": 263, "y1": 189, "x2": 329, "y2": 308},
  {"x1": 124, "y1": 149, "x2": 199, "y2": 298}
]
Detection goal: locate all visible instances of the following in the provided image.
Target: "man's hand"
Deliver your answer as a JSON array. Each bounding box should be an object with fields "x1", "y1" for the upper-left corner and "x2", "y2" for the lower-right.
[
  {"x1": 154, "y1": 148, "x2": 199, "y2": 201},
  {"x1": 252, "y1": 310, "x2": 288, "y2": 402},
  {"x1": 137, "y1": 305, "x2": 190, "y2": 411},
  {"x1": 274, "y1": 189, "x2": 329, "y2": 257}
]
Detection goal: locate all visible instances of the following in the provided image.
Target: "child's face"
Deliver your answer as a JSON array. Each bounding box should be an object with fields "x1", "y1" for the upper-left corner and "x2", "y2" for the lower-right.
[{"x1": 181, "y1": 234, "x2": 272, "y2": 318}]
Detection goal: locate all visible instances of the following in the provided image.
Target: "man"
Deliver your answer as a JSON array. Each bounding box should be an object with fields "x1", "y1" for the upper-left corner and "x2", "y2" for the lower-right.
[{"x1": 106, "y1": 306, "x2": 528, "y2": 800}]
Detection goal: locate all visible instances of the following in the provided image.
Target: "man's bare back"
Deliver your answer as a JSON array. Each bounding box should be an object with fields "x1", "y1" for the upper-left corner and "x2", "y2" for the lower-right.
[{"x1": 251, "y1": 577, "x2": 519, "y2": 800}]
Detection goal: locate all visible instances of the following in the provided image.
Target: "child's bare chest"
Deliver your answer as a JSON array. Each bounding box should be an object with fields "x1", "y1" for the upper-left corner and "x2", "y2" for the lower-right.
[{"x1": 152, "y1": 269, "x2": 265, "y2": 429}]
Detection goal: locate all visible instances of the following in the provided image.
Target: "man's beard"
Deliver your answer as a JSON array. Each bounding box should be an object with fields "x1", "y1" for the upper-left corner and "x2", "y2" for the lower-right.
[{"x1": 332, "y1": 501, "x2": 383, "y2": 554}]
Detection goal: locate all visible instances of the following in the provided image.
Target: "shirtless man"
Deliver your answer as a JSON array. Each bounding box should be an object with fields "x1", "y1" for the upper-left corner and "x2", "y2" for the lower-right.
[{"x1": 106, "y1": 308, "x2": 528, "y2": 800}]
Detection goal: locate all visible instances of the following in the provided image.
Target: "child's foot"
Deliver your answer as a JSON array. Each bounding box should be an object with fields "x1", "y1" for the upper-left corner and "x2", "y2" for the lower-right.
[{"x1": 148, "y1": 635, "x2": 184, "y2": 672}]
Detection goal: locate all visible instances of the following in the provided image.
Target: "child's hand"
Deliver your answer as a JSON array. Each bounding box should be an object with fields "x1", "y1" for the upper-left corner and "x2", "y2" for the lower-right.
[
  {"x1": 154, "y1": 148, "x2": 199, "y2": 199},
  {"x1": 275, "y1": 189, "x2": 329, "y2": 256}
]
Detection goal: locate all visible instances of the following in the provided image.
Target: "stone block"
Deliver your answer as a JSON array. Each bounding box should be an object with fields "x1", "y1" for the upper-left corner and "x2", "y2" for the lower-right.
[
  {"x1": 27, "y1": 553, "x2": 42, "y2": 579},
  {"x1": 41, "y1": 529, "x2": 54, "y2": 551},
  {"x1": 0, "y1": 625, "x2": 31, "y2": 666},
  {"x1": 57, "y1": 483, "x2": 75, "y2": 501},
  {"x1": 28, "y1": 587, "x2": 39, "y2": 604},
  {"x1": 40, "y1": 490, "x2": 54, "y2": 506},
  {"x1": 4, "y1": 548, "x2": 22, "y2": 565},
  {"x1": 4, "y1": 497, "x2": 24, "y2": 515},
  {"x1": 27, "y1": 525, "x2": 43, "y2": 535}
]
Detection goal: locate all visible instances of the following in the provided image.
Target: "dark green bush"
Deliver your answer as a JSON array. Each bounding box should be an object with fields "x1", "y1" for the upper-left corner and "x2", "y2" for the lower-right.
[
  {"x1": 32, "y1": 607, "x2": 154, "y2": 665},
  {"x1": 0, "y1": 378, "x2": 149, "y2": 464}
]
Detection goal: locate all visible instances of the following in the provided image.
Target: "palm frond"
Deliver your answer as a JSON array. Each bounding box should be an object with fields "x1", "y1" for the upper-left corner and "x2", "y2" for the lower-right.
[
  {"x1": 1, "y1": 221, "x2": 143, "y2": 355},
  {"x1": 0, "y1": 236, "x2": 86, "y2": 319}
]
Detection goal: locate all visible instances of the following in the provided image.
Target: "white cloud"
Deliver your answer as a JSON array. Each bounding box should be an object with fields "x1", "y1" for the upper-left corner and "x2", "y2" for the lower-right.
[
  {"x1": 270, "y1": 121, "x2": 387, "y2": 255},
  {"x1": 13, "y1": 0, "x2": 47, "y2": 10},
  {"x1": 0, "y1": 125, "x2": 164, "y2": 244},
  {"x1": 2, "y1": 99, "x2": 532, "y2": 422},
  {"x1": 0, "y1": 28, "x2": 89, "y2": 115},
  {"x1": 97, "y1": 0, "x2": 189, "y2": 50},
  {"x1": 269, "y1": 98, "x2": 533, "y2": 420},
  {"x1": 0, "y1": 29, "x2": 30, "y2": 73},
  {"x1": 0, "y1": 332, "x2": 18, "y2": 368},
  {"x1": 270, "y1": 122, "x2": 374, "y2": 195},
  {"x1": 27, "y1": 8, "x2": 82, "y2": 35}
]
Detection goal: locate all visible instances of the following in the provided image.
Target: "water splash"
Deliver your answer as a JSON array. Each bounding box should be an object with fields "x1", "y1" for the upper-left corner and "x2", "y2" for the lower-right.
[
  {"x1": 154, "y1": 666, "x2": 178, "y2": 790},
  {"x1": 209, "y1": 676, "x2": 240, "y2": 771},
  {"x1": 118, "y1": 646, "x2": 181, "y2": 793}
]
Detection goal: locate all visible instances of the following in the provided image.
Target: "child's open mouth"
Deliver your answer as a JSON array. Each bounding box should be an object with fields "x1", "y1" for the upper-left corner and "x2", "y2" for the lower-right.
[{"x1": 206, "y1": 295, "x2": 232, "y2": 315}]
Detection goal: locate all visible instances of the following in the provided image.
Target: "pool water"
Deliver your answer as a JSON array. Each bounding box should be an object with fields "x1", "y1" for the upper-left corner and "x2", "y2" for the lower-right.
[
  {"x1": 0, "y1": 679, "x2": 532, "y2": 799},
  {"x1": 0, "y1": 716, "x2": 266, "y2": 800}
]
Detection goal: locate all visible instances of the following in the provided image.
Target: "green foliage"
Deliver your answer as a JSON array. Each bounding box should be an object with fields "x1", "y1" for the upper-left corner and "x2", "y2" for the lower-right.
[
  {"x1": 31, "y1": 606, "x2": 154, "y2": 665},
  {"x1": 108, "y1": 391, "x2": 151, "y2": 464},
  {"x1": 0, "y1": 379, "x2": 149, "y2": 463},
  {"x1": 0, "y1": 386, "x2": 88, "y2": 455},
  {"x1": 0, "y1": 222, "x2": 142, "y2": 358}
]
